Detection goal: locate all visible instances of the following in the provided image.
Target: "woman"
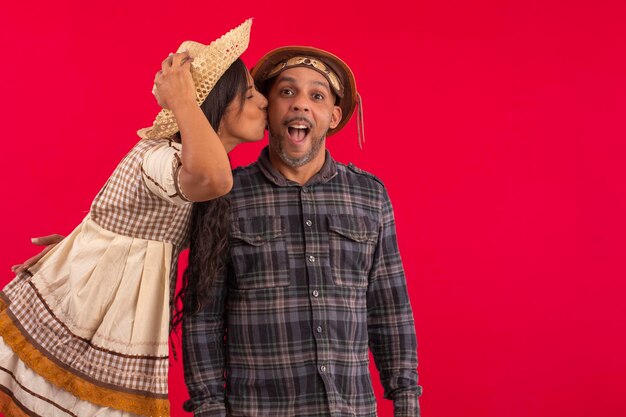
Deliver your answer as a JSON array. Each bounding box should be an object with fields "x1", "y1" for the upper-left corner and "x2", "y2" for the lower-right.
[{"x1": 0, "y1": 19, "x2": 266, "y2": 417}]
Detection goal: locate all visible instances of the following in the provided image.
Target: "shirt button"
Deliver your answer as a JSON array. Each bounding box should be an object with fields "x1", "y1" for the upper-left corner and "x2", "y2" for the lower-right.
[
  {"x1": 308, "y1": 255, "x2": 316, "y2": 263},
  {"x1": 320, "y1": 365, "x2": 327, "y2": 373},
  {"x1": 316, "y1": 326, "x2": 323, "y2": 333},
  {"x1": 305, "y1": 219, "x2": 313, "y2": 227},
  {"x1": 312, "y1": 290, "x2": 319, "y2": 297},
  {"x1": 302, "y1": 187, "x2": 309, "y2": 193}
]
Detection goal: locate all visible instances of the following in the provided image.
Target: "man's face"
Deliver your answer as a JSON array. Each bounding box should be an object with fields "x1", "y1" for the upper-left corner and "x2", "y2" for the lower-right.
[{"x1": 267, "y1": 67, "x2": 342, "y2": 168}]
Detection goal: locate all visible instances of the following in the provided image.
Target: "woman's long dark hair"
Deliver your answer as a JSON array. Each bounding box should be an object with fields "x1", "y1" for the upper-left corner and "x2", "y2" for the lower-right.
[{"x1": 170, "y1": 58, "x2": 248, "y2": 331}]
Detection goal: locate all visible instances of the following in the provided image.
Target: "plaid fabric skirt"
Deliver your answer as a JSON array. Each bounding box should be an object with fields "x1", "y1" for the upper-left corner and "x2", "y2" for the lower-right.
[{"x1": 0, "y1": 216, "x2": 172, "y2": 417}]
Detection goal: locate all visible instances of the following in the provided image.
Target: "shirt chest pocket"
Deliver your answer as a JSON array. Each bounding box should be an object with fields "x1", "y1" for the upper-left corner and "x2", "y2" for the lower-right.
[
  {"x1": 230, "y1": 216, "x2": 290, "y2": 290},
  {"x1": 328, "y1": 214, "x2": 379, "y2": 288}
]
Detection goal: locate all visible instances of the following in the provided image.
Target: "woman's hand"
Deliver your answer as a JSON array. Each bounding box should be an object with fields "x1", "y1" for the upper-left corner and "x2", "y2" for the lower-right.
[
  {"x1": 11, "y1": 234, "x2": 65, "y2": 274},
  {"x1": 153, "y1": 51, "x2": 196, "y2": 111}
]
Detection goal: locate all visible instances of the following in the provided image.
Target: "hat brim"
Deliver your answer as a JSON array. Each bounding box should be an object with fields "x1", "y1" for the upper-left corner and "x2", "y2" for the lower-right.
[{"x1": 251, "y1": 46, "x2": 357, "y2": 137}]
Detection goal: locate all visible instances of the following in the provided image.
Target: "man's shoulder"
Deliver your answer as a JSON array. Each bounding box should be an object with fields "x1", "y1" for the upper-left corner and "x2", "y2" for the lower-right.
[
  {"x1": 336, "y1": 161, "x2": 387, "y2": 190},
  {"x1": 230, "y1": 162, "x2": 267, "y2": 198},
  {"x1": 232, "y1": 161, "x2": 261, "y2": 176},
  {"x1": 232, "y1": 162, "x2": 263, "y2": 185}
]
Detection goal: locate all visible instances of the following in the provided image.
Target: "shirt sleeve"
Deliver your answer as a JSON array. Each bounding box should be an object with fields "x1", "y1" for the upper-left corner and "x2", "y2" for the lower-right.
[
  {"x1": 182, "y1": 267, "x2": 229, "y2": 417},
  {"x1": 367, "y1": 187, "x2": 422, "y2": 416},
  {"x1": 141, "y1": 140, "x2": 191, "y2": 206}
]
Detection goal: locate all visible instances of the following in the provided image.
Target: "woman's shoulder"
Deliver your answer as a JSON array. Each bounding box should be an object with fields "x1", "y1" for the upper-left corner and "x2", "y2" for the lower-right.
[
  {"x1": 115, "y1": 137, "x2": 181, "y2": 166},
  {"x1": 133, "y1": 137, "x2": 181, "y2": 154}
]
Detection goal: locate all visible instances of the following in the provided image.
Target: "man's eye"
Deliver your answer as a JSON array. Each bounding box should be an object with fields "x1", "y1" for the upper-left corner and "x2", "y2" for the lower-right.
[
  {"x1": 313, "y1": 93, "x2": 324, "y2": 100},
  {"x1": 281, "y1": 89, "x2": 294, "y2": 96}
]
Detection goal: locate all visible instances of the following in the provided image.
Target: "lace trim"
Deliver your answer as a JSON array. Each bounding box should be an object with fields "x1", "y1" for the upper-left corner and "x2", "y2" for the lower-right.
[{"x1": 0, "y1": 302, "x2": 169, "y2": 417}]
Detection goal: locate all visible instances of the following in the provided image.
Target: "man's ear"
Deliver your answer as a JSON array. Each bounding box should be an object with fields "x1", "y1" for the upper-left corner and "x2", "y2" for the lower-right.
[{"x1": 329, "y1": 105, "x2": 342, "y2": 130}]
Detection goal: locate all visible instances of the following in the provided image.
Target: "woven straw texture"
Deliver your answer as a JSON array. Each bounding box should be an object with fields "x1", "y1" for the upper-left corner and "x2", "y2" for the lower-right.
[{"x1": 138, "y1": 19, "x2": 252, "y2": 139}]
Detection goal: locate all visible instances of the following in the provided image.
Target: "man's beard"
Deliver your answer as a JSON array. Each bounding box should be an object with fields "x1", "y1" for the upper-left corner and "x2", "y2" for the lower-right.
[{"x1": 269, "y1": 127, "x2": 327, "y2": 168}]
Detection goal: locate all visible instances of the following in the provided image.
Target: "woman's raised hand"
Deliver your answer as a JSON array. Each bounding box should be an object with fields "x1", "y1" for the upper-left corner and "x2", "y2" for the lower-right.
[{"x1": 153, "y1": 51, "x2": 196, "y2": 111}]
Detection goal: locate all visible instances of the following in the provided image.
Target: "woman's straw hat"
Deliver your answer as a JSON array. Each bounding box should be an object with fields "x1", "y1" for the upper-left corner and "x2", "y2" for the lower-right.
[{"x1": 138, "y1": 19, "x2": 252, "y2": 139}]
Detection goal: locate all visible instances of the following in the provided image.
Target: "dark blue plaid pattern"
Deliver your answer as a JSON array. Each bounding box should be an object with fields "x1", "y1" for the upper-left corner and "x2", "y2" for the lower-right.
[{"x1": 183, "y1": 147, "x2": 421, "y2": 416}]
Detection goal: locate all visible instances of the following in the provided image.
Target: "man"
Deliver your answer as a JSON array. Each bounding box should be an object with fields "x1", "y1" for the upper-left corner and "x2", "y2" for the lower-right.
[{"x1": 183, "y1": 46, "x2": 422, "y2": 417}]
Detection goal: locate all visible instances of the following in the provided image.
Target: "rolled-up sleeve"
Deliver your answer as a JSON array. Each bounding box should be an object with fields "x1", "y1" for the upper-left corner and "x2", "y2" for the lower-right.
[{"x1": 141, "y1": 141, "x2": 191, "y2": 206}]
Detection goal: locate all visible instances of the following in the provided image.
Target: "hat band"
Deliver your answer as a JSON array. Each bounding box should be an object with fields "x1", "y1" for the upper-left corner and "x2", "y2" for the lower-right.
[{"x1": 264, "y1": 56, "x2": 344, "y2": 98}]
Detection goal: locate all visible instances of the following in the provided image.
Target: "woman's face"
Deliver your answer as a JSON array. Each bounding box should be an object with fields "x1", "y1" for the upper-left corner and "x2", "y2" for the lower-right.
[{"x1": 219, "y1": 71, "x2": 268, "y2": 143}]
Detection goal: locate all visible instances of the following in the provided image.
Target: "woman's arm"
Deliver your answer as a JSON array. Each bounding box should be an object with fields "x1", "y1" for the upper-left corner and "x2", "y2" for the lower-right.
[{"x1": 154, "y1": 52, "x2": 232, "y2": 202}]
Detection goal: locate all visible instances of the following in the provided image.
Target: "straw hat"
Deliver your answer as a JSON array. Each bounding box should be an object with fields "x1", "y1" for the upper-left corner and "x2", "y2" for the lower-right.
[
  {"x1": 138, "y1": 19, "x2": 252, "y2": 139},
  {"x1": 251, "y1": 46, "x2": 361, "y2": 140}
]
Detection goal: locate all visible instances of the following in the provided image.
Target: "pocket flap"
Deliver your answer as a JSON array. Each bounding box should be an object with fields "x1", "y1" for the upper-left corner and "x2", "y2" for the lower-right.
[
  {"x1": 231, "y1": 216, "x2": 284, "y2": 246},
  {"x1": 328, "y1": 214, "x2": 378, "y2": 243}
]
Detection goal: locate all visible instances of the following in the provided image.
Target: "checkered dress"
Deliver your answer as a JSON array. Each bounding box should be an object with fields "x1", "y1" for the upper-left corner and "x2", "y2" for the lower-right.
[{"x1": 0, "y1": 138, "x2": 192, "y2": 417}]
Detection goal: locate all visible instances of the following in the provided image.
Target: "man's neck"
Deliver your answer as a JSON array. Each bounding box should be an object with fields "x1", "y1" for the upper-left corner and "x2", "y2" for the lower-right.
[{"x1": 269, "y1": 149, "x2": 326, "y2": 185}]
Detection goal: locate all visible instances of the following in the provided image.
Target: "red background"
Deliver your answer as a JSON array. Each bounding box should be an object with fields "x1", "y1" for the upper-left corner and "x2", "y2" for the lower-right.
[{"x1": 2, "y1": 1, "x2": 625, "y2": 416}]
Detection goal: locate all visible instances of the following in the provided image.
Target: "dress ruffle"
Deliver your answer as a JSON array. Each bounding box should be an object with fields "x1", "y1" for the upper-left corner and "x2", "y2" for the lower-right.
[{"x1": 0, "y1": 217, "x2": 174, "y2": 416}]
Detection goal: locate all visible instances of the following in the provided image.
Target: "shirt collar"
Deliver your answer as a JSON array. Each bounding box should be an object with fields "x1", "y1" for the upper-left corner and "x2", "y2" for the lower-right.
[{"x1": 257, "y1": 146, "x2": 338, "y2": 187}]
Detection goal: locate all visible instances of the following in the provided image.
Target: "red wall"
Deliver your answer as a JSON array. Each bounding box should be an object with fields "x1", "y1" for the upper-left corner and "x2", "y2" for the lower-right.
[{"x1": 2, "y1": 1, "x2": 625, "y2": 416}]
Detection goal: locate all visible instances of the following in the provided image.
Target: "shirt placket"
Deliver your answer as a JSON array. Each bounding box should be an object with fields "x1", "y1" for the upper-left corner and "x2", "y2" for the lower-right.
[{"x1": 300, "y1": 183, "x2": 336, "y2": 415}]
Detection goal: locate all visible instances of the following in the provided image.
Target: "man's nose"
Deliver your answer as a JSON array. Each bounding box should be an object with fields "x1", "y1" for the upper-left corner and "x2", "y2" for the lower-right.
[{"x1": 290, "y1": 93, "x2": 310, "y2": 112}]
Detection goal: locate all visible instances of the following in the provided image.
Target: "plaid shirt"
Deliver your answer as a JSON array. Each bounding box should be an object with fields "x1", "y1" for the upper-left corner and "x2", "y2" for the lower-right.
[{"x1": 183, "y1": 147, "x2": 421, "y2": 417}]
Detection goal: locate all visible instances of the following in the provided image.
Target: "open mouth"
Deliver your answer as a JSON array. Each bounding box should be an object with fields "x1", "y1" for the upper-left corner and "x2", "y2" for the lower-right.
[
  {"x1": 285, "y1": 119, "x2": 312, "y2": 144},
  {"x1": 287, "y1": 126, "x2": 310, "y2": 143}
]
